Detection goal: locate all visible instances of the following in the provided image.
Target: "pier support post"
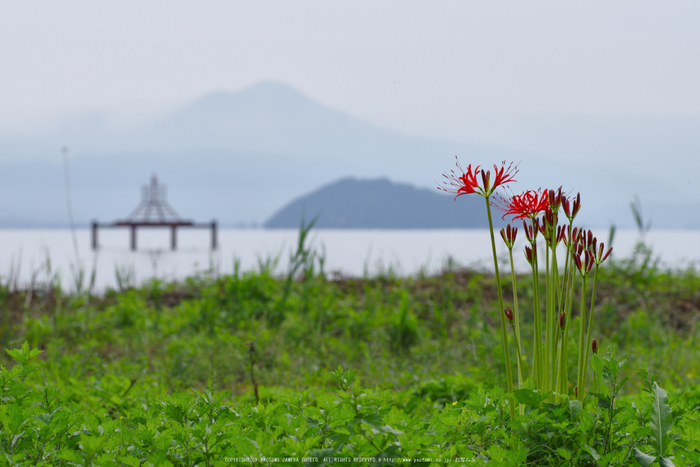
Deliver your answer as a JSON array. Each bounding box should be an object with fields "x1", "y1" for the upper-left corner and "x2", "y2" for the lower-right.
[
  {"x1": 171, "y1": 225, "x2": 177, "y2": 250},
  {"x1": 211, "y1": 220, "x2": 217, "y2": 250},
  {"x1": 130, "y1": 225, "x2": 137, "y2": 251},
  {"x1": 92, "y1": 221, "x2": 98, "y2": 250}
]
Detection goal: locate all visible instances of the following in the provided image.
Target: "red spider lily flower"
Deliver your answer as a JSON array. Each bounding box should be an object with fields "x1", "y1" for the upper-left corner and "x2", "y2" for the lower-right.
[
  {"x1": 500, "y1": 224, "x2": 518, "y2": 250},
  {"x1": 504, "y1": 305, "x2": 514, "y2": 323},
  {"x1": 592, "y1": 338, "x2": 598, "y2": 354},
  {"x1": 562, "y1": 193, "x2": 582, "y2": 221},
  {"x1": 493, "y1": 189, "x2": 550, "y2": 221},
  {"x1": 438, "y1": 158, "x2": 481, "y2": 199},
  {"x1": 439, "y1": 158, "x2": 518, "y2": 199}
]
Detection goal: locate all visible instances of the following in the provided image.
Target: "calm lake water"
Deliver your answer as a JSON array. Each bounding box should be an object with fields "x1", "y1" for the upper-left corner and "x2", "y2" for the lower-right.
[{"x1": 1, "y1": 228, "x2": 698, "y2": 292}]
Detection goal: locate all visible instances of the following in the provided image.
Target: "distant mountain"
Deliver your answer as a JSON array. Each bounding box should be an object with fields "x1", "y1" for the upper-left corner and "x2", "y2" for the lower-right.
[
  {"x1": 1, "y1": 81, "x2": 688, "y2": 229},
  {"x1": 264, "y1": 177, "x2": 508, "y2": 229},
  {"x1": 0, "y1": 81, "x2": 541, "y2": 228}
]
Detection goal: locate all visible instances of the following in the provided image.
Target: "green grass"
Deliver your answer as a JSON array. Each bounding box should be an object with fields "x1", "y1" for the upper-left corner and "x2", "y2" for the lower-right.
[{"x1": 0, "y1": 240, "x2": 699, "y2": 465}]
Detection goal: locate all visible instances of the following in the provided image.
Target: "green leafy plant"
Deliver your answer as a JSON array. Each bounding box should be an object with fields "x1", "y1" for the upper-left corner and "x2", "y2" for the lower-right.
[{"x1": 633, "y1": 382, "x2": 676, "y2": 467}]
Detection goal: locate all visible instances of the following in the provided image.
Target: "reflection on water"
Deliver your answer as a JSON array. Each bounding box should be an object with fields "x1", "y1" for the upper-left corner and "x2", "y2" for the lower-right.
[{"x1": 0, "y1": 229, "x2": 698, "y2": 292}]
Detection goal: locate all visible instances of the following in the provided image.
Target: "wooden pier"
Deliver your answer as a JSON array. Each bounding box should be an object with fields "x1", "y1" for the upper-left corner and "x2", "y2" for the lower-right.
[{"x1": 91, "y1": 175, "x2": 217, "y2": 251}]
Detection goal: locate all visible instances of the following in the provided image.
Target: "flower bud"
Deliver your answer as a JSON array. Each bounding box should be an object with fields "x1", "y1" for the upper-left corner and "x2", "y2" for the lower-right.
[
  {"x1": 481, "y1": 170, "x2": 490, "y2": 192},
  {"x1": 592, "y1": 339, "x2": 598, "y2": 354},
  {"x1": 574, "y1": 386, "x2": 578, "y2": 398},
  {"x1": 525, "y1": 246, "x2": 537, "y2": 265},
  {"x1": 504, "y1": 305, "x2": 514, "y2": 323},
  {"x1": 594, "y1": 243, "x2": 613, "y2": 265},
  {"x1": 563, "y1": 193, "x2": 581, "y2": 221},
  {"x1": 572, "y1": 193, "x2": 581, "y2": 218},
  {"x1": 500, "y1": 224, "x2": 518, "y2": 249},
  {"x1": 585, "y1": 250, "x2": 595, "y2": 273},
  {"x1": 556, "y1": 225, "x2": 566, "y2": 245},
  {"x1": 559, "y1": 312, "x2": 565, "y2": 329}
]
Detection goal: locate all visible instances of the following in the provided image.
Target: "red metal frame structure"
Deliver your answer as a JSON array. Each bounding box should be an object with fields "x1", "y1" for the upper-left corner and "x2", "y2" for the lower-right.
[{"x1": 91, "y1": 175, "x2": 217, "y2": 251}]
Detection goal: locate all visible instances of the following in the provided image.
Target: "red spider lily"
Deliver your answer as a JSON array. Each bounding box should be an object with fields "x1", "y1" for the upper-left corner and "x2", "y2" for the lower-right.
[
  {"x1": 438, "y1": 158, "x2": 481, "y2": 199},
  {"x1": 493, "y1": 189, "x2": 550, "y2": 221},
  {"x1": 439, "y1": 158, "x2": 518, "y2": 199},
  {"x1": 559, "y1": 312, "x2": 566, "y2": 329},
  {"x1": 500, "y1": 224, "x2": 518, "y2": 250}
]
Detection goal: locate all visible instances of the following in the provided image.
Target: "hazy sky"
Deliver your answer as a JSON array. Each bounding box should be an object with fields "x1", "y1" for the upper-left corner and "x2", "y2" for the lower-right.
[
  {"x1": 2, "y1": 2, "x2": 699, "y2": 135},
  {"x1": 1, "y1": 1, "x2": 699, "y2": 228}
]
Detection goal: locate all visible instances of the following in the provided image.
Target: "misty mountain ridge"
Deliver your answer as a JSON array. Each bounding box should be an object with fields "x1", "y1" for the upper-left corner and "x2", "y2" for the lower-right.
[{"x1": 0, "y1": 80, "x2": 697, "y2": 229}]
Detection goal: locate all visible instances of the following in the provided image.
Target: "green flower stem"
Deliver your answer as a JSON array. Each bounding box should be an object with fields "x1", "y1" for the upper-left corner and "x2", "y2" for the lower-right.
[
  {"x1": 529, "y1": 258, "x2": 542, "y2": 388},
  {"x1": 557, "y1": 237, "x2": 577, "y2": 396},
  {"x1": 580, "y1": 264, "x2": 600, "y2": 402},
  {"x1": 485, "y1": 197, "x2": 515, "y2": 420},
  {"x1": 544, "y1": 245, "x2": 552, "y2": 392},
  {"x1": 529, "y1": 226, "x2": 543, "y2": 390},
  {"x1": 508, "y1": 248, "x2": 525, "y2": 385},
  {"x1": 593, "y1": 365, "x2": 599, "y2": 396},
  {"x1": 576, "y1": 274, "x2": 588, "y2": 401},
  {"x1": 506, "y1": 316, "x2": 526, "y2": 415},
  {"x1": 549, "y1": 243, "x2": 561, "y2": 395}
]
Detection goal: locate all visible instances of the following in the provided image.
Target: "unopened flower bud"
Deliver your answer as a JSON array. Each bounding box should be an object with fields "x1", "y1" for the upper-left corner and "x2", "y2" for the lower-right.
[
  {"x1": 556, "y1": 225, "x2": 566, "y2": 244},
  {"x1": 592, "y1": 339, "x2": 598, "y2": 354},
  {"x1": 504, "y1": 305, "x2": 514, "y2": 323},
  {"x1": 525, "y1": 246, "x2": 536, "y2": 264},
  {"x1": 559, "y1": 312, "x2": 565, "y2": 329},
  {"x1": 572, "y1": 193, "x2": 581, "y2": 218},
  {"x1": 500, "y1": 224, "x2": 518, "y2": 249},
  {"x1": 574, "y1": 386, "x2": 578, "y2": 398},
  {"x1": 481, "y1": 170, "x2": 490, "y2": 191}
]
